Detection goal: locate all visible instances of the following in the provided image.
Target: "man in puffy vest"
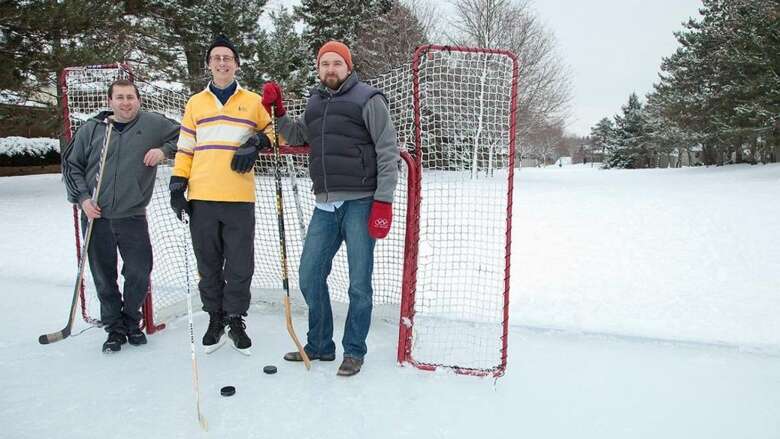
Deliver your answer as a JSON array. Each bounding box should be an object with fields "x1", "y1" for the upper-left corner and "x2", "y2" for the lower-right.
[{"x1": 262, "y1": 40, "x2": 399, "y2": 376}]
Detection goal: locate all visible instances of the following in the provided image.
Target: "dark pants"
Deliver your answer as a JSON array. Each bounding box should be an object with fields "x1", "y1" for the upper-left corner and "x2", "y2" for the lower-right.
[
  {"x1": 189, "y1": 200, "x2": 255, "y2": 315},
  {"x1": 82, "y1": 215, "x2": 153, "y2": 334}
]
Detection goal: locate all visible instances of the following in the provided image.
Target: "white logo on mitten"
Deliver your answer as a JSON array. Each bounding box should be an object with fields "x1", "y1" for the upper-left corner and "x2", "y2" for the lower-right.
[{"x1": 373, "y1": 218, "x2": 390, "y2": 228}]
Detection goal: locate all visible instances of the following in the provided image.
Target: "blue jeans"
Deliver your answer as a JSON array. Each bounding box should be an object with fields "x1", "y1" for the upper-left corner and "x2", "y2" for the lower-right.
[{"x1": 298, "y1": 197, "x2": 376, "y2": 359}]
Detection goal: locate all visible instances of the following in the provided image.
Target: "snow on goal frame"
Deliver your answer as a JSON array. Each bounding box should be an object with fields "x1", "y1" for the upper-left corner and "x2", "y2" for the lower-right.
[{"x1": 60, "y1": 45, "x2": 517, "y2": 377}]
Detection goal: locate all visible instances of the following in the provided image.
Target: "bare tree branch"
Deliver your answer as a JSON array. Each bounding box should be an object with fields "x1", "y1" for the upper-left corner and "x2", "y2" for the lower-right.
[{"x1": 447, "y1": 0, "x2": 573, "y2": 144}]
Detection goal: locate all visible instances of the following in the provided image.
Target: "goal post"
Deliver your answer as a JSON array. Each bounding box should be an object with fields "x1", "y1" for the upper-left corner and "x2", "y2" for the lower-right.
[
  {"x1": 397, "y1": 46, "x2": 518, "y2": 376},
  {"x1": 59, "y1": 45, "x2": 518, "y2": 377}
]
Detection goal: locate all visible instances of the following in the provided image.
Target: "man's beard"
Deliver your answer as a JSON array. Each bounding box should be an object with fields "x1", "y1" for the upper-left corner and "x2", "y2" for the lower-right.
[{"x1": 322, "y1": 75, "x2": 345, "y2": 90}]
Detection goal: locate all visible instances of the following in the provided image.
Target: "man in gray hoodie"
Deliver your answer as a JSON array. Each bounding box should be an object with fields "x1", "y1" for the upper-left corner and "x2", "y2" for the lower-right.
[{"x1": 62, "y1": 79, "x2": 179, "y2": 353}]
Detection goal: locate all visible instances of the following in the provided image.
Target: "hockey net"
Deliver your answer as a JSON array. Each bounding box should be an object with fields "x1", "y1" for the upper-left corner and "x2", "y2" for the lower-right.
[{"x1": 60, "y1": 45, "x2": 517, "y2": 376}]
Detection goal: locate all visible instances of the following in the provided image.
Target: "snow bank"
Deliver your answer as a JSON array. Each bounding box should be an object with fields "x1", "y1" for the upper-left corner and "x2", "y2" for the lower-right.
[{"x1": 0, "y1": 136, "x2": 60, "y2": 157}]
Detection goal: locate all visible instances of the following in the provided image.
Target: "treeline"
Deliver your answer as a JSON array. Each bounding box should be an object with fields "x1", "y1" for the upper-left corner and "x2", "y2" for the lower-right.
[
  {"x1": 0, "y1": 0, "x2": 424, "y2": 133},
  {"x1": 590, "y1": 0, "x2": 778, "y2": 168},
  {"x1": 1, "y1": 0, "x2": 572, "y2": 153}
]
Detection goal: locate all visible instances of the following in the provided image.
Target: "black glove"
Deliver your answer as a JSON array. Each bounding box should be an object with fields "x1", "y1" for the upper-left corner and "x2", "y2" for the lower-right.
[
  {"x1": 169, "y1": 176, "x2": 191, "y2": 221},
  {"x1": 231, "y1": 134, "x2": 271, "y2": 173}
]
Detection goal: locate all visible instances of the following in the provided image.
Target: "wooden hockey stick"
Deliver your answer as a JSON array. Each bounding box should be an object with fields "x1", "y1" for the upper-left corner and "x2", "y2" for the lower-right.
[
  {"x1": 270, "y1": 107, "x2": 311, "y2": 370},
  {"x1": 39, "y1": 118, "x2": 114, "y2": 344}
]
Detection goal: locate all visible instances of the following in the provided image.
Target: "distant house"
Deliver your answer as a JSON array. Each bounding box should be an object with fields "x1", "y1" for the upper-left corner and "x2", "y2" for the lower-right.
[
  {"x1": 573, "y1": 143, "x2": 605, "y2": 165},
  {"x1": 0, "y1": 89, "x2": 59, "y2": 138}
]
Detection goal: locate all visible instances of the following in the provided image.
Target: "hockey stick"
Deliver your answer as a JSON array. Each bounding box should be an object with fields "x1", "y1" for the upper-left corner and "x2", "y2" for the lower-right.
[
  {"x1": 181, "y1": 214, "x2": 208, "y2": 431},
  {"x1": 270, "y1": 107, "x2": 311, "y2": 370},
  {"x1": 39, "y1": 118, "x2": 114, "y2": 344},
  {"x1": 285, "y1": 155, "x2": 307, "y2": 238}
]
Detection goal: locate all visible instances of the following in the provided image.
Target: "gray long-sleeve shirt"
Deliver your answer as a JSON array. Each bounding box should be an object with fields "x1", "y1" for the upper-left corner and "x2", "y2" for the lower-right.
[{"x1": 278, "y1": 89, "x2": 399, "y2": 204}]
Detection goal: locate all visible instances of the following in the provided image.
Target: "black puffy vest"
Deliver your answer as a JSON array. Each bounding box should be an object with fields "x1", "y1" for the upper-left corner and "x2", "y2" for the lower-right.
[{"x1": 304, "y1": 74, "x2": 384, "y2": 194}]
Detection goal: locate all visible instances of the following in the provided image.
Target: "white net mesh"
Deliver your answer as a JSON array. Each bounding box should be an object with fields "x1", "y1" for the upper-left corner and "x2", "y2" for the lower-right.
[
  {"x1": 62, "y1": 46, "x2": 516, "y2": 376},
  {"x1": 63, "y1": 64, "x2": 410, "y2": 325},
  {"x1": 400, "y1": 48, "x2": 516, "y2": 375}
]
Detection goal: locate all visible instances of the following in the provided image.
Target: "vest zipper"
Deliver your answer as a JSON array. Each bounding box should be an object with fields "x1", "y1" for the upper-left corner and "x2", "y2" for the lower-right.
[{"x1": 321, "y1": 95, "x2": 330, "y2": 195}]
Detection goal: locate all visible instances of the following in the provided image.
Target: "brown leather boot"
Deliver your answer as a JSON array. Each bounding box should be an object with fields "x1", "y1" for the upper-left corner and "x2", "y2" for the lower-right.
[{"x1": 336, "y1": 357, "x2": 364, "y2": 376}]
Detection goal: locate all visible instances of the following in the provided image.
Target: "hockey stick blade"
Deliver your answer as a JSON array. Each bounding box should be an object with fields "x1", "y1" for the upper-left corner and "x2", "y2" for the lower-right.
[
  {"x1": 38, "y1": 327, "x2": 71, "y2": 345},
  {"x1": 38, "y1": 219, "x2": 93, "y2": 345},
  {"x1": 38, "y1": 265, "x2": 83, "y2": 345},
  {"x1": 285, "y1": 296, "x2": 311, "y2": 370}
]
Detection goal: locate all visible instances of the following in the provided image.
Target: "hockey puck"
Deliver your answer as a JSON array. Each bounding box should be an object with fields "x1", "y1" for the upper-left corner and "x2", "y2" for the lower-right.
[
  {"x1": 263, "y1": 365, "x2": 277, "y2": 375},
  {"x1": 220, "y1": 386, "x2": 236, "y2": 397}
]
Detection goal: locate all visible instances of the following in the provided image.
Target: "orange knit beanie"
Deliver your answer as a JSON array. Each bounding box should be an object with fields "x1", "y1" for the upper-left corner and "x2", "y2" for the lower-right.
[{"x1": 317, "y1": 41, "x2": 353, "y2": 70}]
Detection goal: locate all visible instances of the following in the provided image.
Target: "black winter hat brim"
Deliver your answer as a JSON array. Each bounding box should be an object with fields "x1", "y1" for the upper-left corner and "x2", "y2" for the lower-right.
[{"x1": 206, "y1": 34, "x2": 240, "y2": 66}]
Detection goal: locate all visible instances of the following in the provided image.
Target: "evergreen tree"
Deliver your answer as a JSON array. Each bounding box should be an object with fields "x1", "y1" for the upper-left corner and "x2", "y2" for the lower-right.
[
  {"x1": 589, "y1": 117, "x2": 615, "y2": 164},
  {"x1": 0, "y1": 0, "x2": 271, "y2": 135},
  {"x1": 0, "y1": 1, "x2": 127, "y2": 134},
  {"x1": 655, "y1": 0, "x2": 779, "y2": 164},
  {"x1": 607, "y1": 93, "x2": 648, "y2": 168},
  {"x1": 643, "y1": 90, "x2": 702, "y2": 167},
  {"x1": 244, "y1": 7, "x2": 312, "y2": 97},
  {"x1": 123, "y1": 0, "x2": 268, "y2": 93},
  {"x1": 353, "y1": 0, "x2": 428, "y2": 78},
  {"x1": 295, "y1": 0, "x2": 392, "y2": 65}
]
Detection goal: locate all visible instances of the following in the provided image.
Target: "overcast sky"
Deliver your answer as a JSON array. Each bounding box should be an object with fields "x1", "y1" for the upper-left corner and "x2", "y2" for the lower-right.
[
  {"x1": 267, "y1": 0, "x2": 704, "y2": 137},
  {"x1": 529, "y1": 0, "x2": 703, "y2": 136}
]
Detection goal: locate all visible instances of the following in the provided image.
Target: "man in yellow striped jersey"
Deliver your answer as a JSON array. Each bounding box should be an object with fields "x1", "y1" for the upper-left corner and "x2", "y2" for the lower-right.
[{"x1": 169, "y1": 35, "x2": 273, "y2": 355}]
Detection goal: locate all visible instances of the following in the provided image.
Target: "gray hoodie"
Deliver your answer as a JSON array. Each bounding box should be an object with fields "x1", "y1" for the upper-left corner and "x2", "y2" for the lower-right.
[{"x1": 62, "y1": 110, "x2": 179, "y2": 218}]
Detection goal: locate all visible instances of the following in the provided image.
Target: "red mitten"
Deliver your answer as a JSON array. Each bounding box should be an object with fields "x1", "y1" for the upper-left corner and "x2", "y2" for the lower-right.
[
  {"x1": 367, "y1": 201, "x2": 392, "y2": 239},
  {"x1": 261, "y1": 81, "x2": 286, "y2": 117}
]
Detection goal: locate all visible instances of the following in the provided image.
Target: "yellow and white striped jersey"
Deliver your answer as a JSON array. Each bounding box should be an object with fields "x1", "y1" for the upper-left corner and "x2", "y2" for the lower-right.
[{"x1": 173, "y1": 82, "x2": 273, "y2": 202}]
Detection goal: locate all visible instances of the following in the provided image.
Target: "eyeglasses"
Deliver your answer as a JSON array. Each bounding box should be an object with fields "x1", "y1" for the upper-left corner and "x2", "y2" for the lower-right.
[{"x1": 209, "y1": 55, "x2": 235, "y2": 63}]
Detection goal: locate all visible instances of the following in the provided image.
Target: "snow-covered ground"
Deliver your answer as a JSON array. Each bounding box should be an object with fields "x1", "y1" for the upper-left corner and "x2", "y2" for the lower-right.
[
  {"x1": 1, "y1": 164, "x2": 779, "y2": 438},
  {"x1": 513, "y1": 163, "x2": 780, "y2": 351}
]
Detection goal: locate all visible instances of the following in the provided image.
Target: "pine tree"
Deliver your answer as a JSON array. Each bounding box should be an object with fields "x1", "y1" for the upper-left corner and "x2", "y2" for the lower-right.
[
  {"x1": 643, "y1": 90, "x2": 704, "y2": 168},
  {"x1": 589, "y1": 117, "x2": 615, "y2": 165},
  {"x1": 295, "y1": 0, "x2": 392, "y2": 63},
  {"x1": 123, "y1": 0, "x2": 269, "y2": 93},
  {"x1": 353, "y1": 0, "x2": 428, "y2": 78},
  {"x1": 654, "y1": 0, "x2": 779, "y2": 164},
  {"x1": 244, "y1": 7, "x2": 312, "y2": 97},
  {"x1": 1, "y1": 1, "x2": 129, "y2": 136},
  {"x1": 607, "y1": 93, "x2": 648, "y2": 168}
]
